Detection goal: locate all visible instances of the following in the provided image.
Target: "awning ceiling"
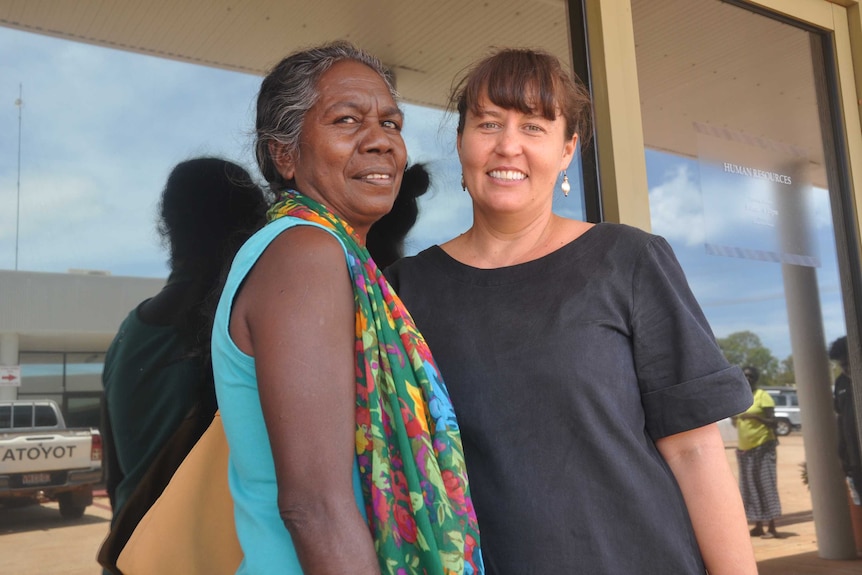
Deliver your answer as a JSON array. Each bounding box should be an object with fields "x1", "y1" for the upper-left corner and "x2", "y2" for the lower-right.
[
  {"x1": 0, "y1": 0, "x2": 571, "y2": 109},
  {"x1": 0, "y1": 0, "x2": 831, "y2": 188}
]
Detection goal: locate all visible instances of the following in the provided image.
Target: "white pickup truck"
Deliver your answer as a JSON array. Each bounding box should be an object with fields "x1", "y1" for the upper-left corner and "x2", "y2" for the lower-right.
[{"x1": 0, "y1": 399, "x2": 103, "y2": 518}]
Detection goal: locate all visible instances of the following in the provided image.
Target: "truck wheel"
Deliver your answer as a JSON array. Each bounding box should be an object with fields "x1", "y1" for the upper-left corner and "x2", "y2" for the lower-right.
[
  {"x1": 57, "y1": 490, "x2": 91, "y2": 519},
  {"x1": 775, "y1": 418, "x2": 792, "y2": 436}
]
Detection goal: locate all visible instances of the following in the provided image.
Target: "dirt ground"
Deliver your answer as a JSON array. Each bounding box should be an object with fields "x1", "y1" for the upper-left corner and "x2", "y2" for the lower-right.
[
  {"x1": 0, "y1": 432, "x2": 860, "y2": 574},
  {"x1": 0, "y1": 493, "x2": 112, "y2": 575},
  {"x1": 726, "y1": 432, "x2": 862, "y2": 574}
]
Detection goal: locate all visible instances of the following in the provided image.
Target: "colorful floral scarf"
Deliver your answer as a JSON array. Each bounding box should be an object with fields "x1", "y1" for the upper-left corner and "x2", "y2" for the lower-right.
[{"x1": 267, "y1": 191, "x2": 483, "y2": 575}]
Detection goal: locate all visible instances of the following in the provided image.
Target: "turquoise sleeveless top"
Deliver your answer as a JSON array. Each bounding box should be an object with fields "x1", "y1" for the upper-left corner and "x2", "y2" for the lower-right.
[{"x1": 211, "y1": 217, "x2": 366, "y2": 575}]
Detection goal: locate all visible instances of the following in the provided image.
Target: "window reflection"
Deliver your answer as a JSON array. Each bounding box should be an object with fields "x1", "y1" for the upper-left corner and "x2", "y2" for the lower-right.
[{"x1": 632, "y1": 0, "x2": 847, "y2": 378}]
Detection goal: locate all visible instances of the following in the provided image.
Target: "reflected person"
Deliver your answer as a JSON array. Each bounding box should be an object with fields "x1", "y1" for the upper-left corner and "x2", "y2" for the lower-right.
[
  {"x1": 732, "y1": 366, "x2": 781, "y2": 538},
  {"x1": 829, "y1": 336, "x2": 862, "y2": 506},
  {"x1": 102, "y1": 157, "x2": 267, "y2": 527}
]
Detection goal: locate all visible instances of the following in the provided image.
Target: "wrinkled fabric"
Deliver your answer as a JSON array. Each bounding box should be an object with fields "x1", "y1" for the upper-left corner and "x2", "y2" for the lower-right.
[{"x1": 266, "y1": 191, "x2": 483, "y2": 575}]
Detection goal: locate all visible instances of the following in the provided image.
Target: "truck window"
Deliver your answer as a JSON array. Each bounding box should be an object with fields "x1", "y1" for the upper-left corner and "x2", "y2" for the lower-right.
[
  {"x1": 0, "y1": 405, "x2": 10, "y2": 428},
  {"x1": 34, "y1": 405, "x2": 58, "y2": 427},
  {"x1": 13, "y1": 405, "x2": 33, "y2": 428}
]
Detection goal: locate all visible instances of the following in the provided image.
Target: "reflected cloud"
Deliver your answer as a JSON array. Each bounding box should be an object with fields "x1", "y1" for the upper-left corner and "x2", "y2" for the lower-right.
[{"x1": 648, "y1": 163, "x2": 707, "y2": 246}]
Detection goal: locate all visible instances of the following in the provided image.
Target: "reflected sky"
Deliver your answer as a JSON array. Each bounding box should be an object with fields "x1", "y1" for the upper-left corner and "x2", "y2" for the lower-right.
[
  {"x1": 646, "y1": 149, "x2": 845, "y2": 361},
  {"x1": 0, "y1": 25, "x2": 844, "y2": 362},
  {"x1": 0, "y1": 25, "x2": 583, "y2": 272}
]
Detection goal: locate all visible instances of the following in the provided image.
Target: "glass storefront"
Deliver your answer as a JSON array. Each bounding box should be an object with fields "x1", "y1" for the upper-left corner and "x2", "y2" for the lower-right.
[
  {"x1": 18, "y1": 351, "x2": 104, "y2": 428},
  {"x1": 631, "y1": 0, "x2": 848, "y2": 385},
  {"x1": 632, "y1": 0, "x2": 860, "y2": 557}
]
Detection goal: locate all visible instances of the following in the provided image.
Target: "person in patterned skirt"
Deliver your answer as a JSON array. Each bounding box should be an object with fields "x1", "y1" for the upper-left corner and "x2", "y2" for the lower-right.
[{"x1": 733, "y1": 366, "x2": 781, "y2": 538}]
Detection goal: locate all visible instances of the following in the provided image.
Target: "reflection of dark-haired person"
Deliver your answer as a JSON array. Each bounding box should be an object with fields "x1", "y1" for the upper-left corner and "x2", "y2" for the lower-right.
[
  {"x1": 829, "y1": 336, "x2": 862, "y2": 504},
  {"x1": 366, "y1": 163, "x2": 430, "y2": 268},
  {"x1": 102, "y1": 157, "x2": 268, "y2": 526}
]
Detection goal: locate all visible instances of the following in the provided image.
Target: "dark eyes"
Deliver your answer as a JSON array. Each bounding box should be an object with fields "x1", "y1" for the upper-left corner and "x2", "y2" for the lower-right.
[
  {"x1": 334, "y1": 116, "x2": 401, "y2": 130},
  {"x1": 476, "y1": 121, "x2": 545, "y2": 133}
]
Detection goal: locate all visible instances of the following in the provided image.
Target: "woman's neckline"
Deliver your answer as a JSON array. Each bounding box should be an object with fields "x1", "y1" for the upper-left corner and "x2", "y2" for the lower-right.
[{"x1": 431, "y1": 222, "x2": 607, "y2": 273}]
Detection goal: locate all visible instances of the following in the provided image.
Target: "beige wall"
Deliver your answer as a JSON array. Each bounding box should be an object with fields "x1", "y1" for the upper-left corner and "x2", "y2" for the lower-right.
[{"x1": 584, "y1": 0, "x2": 650, "y2": 230}]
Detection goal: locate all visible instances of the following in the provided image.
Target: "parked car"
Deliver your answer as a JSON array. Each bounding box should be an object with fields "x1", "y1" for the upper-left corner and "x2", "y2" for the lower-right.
[
  {"x1": 717, "y1": 386, "x2": 801, "y2": 445},
  {"x1": 0, "y1": 399, "x2": 103, "y2": 518},
  {"x1": 762, "y1": 386, "x2": 802, "y2": 436}
]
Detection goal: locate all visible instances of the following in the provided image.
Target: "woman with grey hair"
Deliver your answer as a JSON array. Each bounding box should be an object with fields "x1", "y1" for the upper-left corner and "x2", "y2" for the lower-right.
[{"x1": 211, "y1": 41, "x2": 483, "y2": 574}]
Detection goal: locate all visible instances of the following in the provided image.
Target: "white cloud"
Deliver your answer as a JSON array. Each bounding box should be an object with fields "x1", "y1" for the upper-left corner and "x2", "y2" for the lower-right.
[
  {"x1": 648, "y1": 163, "x2": 707, "y2": 246},
  {"x1": 0, "y1": 28, "x2": 261, "y2": 275},
  {"x1": 0, "y1": 28, "x2": 470, "y2": 274}
]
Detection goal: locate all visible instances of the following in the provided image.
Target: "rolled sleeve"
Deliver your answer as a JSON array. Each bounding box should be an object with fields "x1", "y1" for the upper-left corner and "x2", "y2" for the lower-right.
[
  {"x1": 643, "y1": 365, "x2": 753, "y2": 438},
  {"x1": 632, "y1": 237, "x2": 753, "y2": 439}
]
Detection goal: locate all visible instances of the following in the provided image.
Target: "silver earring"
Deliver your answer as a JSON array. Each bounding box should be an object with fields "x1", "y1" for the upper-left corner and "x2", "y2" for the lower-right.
[
  {"x1": 561, "y1": 172, "x2": 571, "y2": 197},
  {"x1": 461, "y1": 174, "x2": 467, "y2": 191}
]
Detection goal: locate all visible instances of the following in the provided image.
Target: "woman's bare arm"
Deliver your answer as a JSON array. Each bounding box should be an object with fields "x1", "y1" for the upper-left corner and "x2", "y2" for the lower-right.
[
  {"x1": 232, "y1": 226, "x2": 379, "y2": 574},
  {"x1": 656, "y1": 423, "x2": 757, "y2": 575}
]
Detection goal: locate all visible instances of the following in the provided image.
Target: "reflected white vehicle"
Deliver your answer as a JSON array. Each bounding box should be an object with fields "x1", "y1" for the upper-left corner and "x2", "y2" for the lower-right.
[
  {"x1": 717, "y1": 386, "x2": 801, "y2": 447},
  {"x1": 762, "y1": 387, "x2": 802, "y2": 436}
]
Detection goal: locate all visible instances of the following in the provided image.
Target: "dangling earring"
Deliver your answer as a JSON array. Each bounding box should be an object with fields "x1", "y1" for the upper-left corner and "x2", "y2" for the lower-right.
[
  {"x1": 461, "y1": 173, "x2": 467, "y2": 191},
  {"x1": 561, "y1": 172, "x2": 571, "y2": 197}
]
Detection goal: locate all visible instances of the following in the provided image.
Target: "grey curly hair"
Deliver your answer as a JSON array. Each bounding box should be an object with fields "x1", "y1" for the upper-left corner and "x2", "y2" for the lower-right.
[{"x1": 254, "y1": 41, "x2": 398, "y2": 191}]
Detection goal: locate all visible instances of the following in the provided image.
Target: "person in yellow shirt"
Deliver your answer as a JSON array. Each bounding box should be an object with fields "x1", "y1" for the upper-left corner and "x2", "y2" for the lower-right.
[{"x1": 733, "y1": 366, "x2": 781, "y2": 538}]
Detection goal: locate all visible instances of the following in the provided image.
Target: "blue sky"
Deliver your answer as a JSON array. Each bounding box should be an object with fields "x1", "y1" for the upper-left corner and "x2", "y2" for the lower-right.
[
  {"x1": 0, "y1": 25, "x2": 582, "y2": 278},
  {"x1": 645, "y1": 149, "x2": 846, "y2": 362},
  {"x1": 0, "y1": 25, "x2": 847, "y2": 361}
]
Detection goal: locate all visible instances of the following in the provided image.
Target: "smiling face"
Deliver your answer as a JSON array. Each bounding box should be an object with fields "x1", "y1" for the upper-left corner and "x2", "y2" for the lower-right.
[
  {"x1": 457, "y1": 94, "x2": 577, "y2": 219},
  {"x1": 272, "y1": 60, "x2": 407, "y2": 237}
]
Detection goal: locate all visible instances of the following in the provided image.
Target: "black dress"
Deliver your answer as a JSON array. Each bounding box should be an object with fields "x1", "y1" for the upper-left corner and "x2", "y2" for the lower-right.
[{"x1": 386, "y1": 223, "x2": 751, "y2": 574}]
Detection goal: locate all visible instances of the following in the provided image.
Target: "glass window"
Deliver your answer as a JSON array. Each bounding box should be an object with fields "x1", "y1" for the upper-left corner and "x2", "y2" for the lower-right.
[
  {"x1": 19, "y1": 352, "x2": 64, "y2": 393},
  {"x1": 632, "y1": 0, "x2": 847, "y2": 387},
  {"x1": 17, "y1": 393, "x2": 64, "y2": 413},
  {"x1": 65, "y1": 352, "x2": 105, "y2": 393},
  {"x1": 65, "y1": 395, "x2": 102, "y2": 429},
  {"x1": 12, "y1": 404, "x2": 32, "y2": 428},
  {"x1": 0, "y1": 405, "x2": 11, "y2": 428},
  {"x1": 1, "y1": 25, "x2": 587, "y2": 274},
  {"x1": 34, "y1": 404, "x2": 58, "y2": 427}
]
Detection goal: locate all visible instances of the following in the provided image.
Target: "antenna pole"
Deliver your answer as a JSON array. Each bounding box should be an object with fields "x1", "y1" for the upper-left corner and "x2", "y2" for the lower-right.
[{"x1": 14, "y1": 84, "x2": 22, "y2": 271}]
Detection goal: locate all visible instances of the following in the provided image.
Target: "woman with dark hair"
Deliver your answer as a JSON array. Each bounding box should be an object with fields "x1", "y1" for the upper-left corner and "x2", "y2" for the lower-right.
[
  {"x1": 385, "y1": 48, "x2": 756, "y2": 574},
  {"x1": 829, "y1": 337, "x2": 862, "y2": 514},
  {"x1": 211, "y1": 41, "x2": 482, "y2": 574},
  {"x1": 102, "y1": 157, "x2": 268, "y2": 524}
]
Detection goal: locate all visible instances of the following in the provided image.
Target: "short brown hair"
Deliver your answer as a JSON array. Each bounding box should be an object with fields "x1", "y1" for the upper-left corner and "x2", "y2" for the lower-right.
[{"x1": 450, "y1": 48, "x2": 592, "y2": 146}]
